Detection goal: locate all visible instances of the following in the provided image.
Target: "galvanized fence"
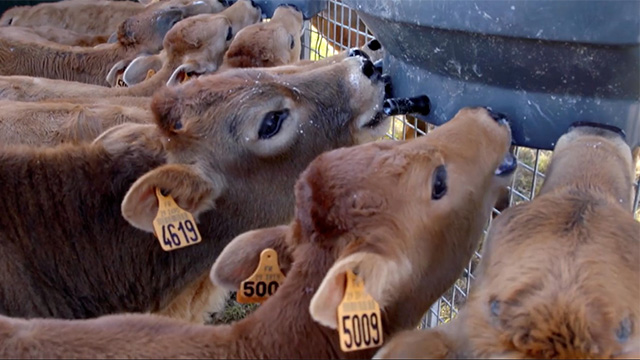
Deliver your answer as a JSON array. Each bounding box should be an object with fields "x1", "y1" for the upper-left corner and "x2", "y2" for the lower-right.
[{"x1": 300, "y1": 0, "x2": 640, "y2": 328}]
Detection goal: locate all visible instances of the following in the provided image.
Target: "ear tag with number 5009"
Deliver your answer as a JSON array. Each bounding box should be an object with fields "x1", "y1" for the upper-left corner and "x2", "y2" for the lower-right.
[
  {"x1": 152, "y1": 188, "x2": 202, "y2": 251},
  {"x1": 337, "y1": 270, "x2": 383, "y2": 352},
  {"x1": 237, "y1": 248, "x2": 285, "y2": 304}
]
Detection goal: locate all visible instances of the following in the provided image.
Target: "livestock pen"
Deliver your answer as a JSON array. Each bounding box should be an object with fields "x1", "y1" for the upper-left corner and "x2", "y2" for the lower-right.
[{"x1": 300, "y1": 0, "x2": 640, "y2": 329}]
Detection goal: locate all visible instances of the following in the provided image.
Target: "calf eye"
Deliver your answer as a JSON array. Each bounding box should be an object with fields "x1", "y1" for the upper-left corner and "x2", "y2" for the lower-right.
[
  {"x1": 258, "y1": 109, "x2": 289, "y2": 139},
  {"x1": 226, "y1": 27, "x2": 233, "y2": 41},
  {"x1": 431, "y1": 165, "x2": 447, "y2": 200},
  {"x1": 289, "y1": 34, "x2": 295, "y2": 49}
]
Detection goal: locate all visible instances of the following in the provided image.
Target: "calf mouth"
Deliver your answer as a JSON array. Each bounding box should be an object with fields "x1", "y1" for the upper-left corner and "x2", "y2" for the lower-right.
[{"x1": 495, "y1": 152, "x2": 517, "y2": 176}]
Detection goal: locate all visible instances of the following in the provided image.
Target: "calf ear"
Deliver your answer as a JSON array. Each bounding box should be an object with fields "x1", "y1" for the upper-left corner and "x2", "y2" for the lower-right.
[
  {"x1": 210, "y1": 225, "x2": 293, "y2": 290},
  {"x1": 105, "y1": 59, "x2": 131, "y2": 87},
  {"x1": 121, "y1": 164, "x2": 224, "y2": 233},
  {"x1": 124, "y1": 54, "x2": 163, "y2": 86},
  {"x1": 309, "y1": 242, "x2": 411, "y2": 329}
]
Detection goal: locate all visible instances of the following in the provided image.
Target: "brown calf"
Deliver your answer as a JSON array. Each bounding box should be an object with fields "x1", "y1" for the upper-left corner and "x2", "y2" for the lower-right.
[
  {"x1": 219, "y1": 5, "x2": 304, "y2": 70},
  {"x1": 375, "y1": 124, "x2": 639, "y2": 359},
  {"x1": 0, "y1": 6, "x2": 186, "y2": 85},
  {"x1": 0, "y1": 55, "x2": 387, "y2": 322},
  {"x1": 0, "y1": 0, "x2": 261, "y2": 101},
  {"x1": 0, "y1": 106, "x2": 515, "y2": 358},
  {"x1": 0, "y1": 100, "x2": 152, "y2": 147},
  {"x1": 0, "y1": 0, "x2": 226, "y2": 36}
]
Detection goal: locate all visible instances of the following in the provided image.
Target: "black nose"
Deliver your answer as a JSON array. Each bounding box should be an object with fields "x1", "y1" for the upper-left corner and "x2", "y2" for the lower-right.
[
  {"x1": 361, "y1": 59, "x2": 376, "y2": 79},
  {"x1": 366, "y1": 39, "x2": 381, "y2": 51},
  {"x1": 568, "y1": 121, "x2": 626, "y2": 140},
  {"x1": 484, "y1": 107, "x2": 508, "y2": 124},
  {"x1": 383, "y1": 95, "x2": 431, "y2": 116},
  {"x1": 373, "y1": 59, "x2": 383, "y2": 73},
  {"x1": 348, "y1": 48, "x2": 370, "y2": 61},
  {"x1": 495, "y1": 152, "x2": 517, "y2": 177}
]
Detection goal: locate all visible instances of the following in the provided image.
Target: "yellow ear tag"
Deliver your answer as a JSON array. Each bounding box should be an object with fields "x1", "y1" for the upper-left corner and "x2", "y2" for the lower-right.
[
  {"x1": 236, "y1": 248, "x2": 285, "y2": 304},
  {"x1": 152, "y1": 188, "x2": 202, "y2": 251},
  {"x1": 115, "y1": 70, "x2": 127, "y2": 88},
  {"x1": 180, "y1": 72, "x2": 191, "y2": 84},
  {"x1": 145, "y1": 68, "x2": 156, "y2": 80},
  {"x1": 337, "y1": 270, "x2": 384, "y2": 352}
]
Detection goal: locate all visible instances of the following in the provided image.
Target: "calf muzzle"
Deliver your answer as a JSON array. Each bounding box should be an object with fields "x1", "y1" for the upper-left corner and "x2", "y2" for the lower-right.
[{"x1": 568, "y1": 121, "x2": 626, "y2": 140}]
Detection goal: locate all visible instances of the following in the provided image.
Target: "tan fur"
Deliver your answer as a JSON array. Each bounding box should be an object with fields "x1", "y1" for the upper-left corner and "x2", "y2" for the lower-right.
[
  {"x1": 0, "y1": 56, "x2": 388, "y2": 323},
  {"x1": 376, "y1": 125, "x2": 639, "y2": 359},
  {"x1": 0, "y1": 6, "x2": 186, "y2": 85},
  {"x1": 0, "y1": 100, "x2": 152, "y2": 146},
  {"x1": 220, "y1": 5, "x2": 304, "y2": 70},
  {"x1": 0, "y1": 0, "x2": 226, "y2": 36},
  {"x1": 0, "y1": 107, "x2": 514, "y2": 358},
  {"x1": 0, "y1": 0, "x2": 261, "y2": 101}
]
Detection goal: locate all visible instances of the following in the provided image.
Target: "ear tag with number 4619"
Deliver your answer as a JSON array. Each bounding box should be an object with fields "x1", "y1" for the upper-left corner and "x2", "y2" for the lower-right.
[
  {"x1": 337, "y1": 270, "x2": 384, "y2": 352},
  {"x1": 152, "y1": 188, "x2": 202, "y2": 251},
  {"x1": 237, "y1": 248, "x2": 285, "y2": 304}
]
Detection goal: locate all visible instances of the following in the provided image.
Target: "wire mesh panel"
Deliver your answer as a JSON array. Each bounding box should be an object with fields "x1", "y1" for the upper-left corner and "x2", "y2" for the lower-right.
[{"x1": 302, "y1": 0, "x2": 640, "y2": 329}]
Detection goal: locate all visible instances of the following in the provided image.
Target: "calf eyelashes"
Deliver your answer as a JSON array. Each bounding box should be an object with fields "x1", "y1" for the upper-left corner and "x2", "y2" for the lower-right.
[{"x1": 258, "y1": 109, "x2": 289, "y2": 139}]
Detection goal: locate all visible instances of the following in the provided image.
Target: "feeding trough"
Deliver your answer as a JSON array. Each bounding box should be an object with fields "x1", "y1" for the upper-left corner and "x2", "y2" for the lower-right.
[{"x1": 343, "y1": 0, "x2": 640, "y2": 149}]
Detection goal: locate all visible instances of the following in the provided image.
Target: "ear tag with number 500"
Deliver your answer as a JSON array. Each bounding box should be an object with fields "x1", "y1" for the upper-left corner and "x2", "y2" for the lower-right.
[
  {"x1": 237, "y1": 248, "x2": 285, "y2": 304},
  {"x1": 152, "y1": 188, "x2": 202, "y2": 251},
  {"x1": 115, "y1": 70, "x2": 127, "y2": 88},
  {"x1": 337, "y1": 270, "x2": 384, "y2": 352},
  {"x1": 145, "y1": 69, "x2": 156, "y2": 80}
]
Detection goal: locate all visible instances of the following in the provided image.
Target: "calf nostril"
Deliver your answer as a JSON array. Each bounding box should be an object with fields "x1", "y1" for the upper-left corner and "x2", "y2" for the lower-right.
[
  {"x1": 361, "y1": 60, "x2": 376, "y2": 79},
  {"x1": 484, "y1": 106, "x2": 508, "y2": 124},
  {"x1": 367, "y1": 39, "x2": 381, "y2": 51}
]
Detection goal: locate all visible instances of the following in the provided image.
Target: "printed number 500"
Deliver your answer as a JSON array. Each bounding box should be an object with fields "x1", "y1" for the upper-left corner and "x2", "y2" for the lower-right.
[
  {"x1": 161, "y1": 220, "x2": 199, "y2": 248},
  {"x1": 341, "y1": 313, "x2": 381, "y2": 349}
]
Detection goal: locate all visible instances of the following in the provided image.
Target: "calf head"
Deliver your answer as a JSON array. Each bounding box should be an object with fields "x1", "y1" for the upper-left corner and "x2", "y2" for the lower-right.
[
  {"x1": 120, "y1": 55, "x2": 388, "y2": 237},
  {"x1": 117, "y1": 6, "x2": 186, "y2": 53},
  {"x1": 222, "y1": 5, "x2": 304, "y2": 69},
  {"x1": 539, "y1": 122, "x2": 635, "y2": 209},
  {"x1": 400, "y1": 124, "x2": 638, "y2": 359},
  {"x1": 164, "y1": 0, "x2": 262, "y2": 85},
  {"x1": 212, "y1": 107, "x2": 515, "y2": 346}
]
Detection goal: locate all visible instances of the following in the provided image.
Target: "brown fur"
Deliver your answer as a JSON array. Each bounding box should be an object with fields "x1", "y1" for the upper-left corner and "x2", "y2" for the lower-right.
[
  {"x1": 376, "y1": 126, "x2": 639, "y2": 359},
  {"x1": 0, "y1": 56, "x2": 387, "y2": 321},
  {"x1": 0, "y1": 107, "x2": 514, "y2": 358},
  {"x1": 220, "y1": 5, "x2": 303, "y2": 70},
  {"x1": 0, "y1": 6, "x2": 185, "y2": 85},
  {"x1": 0, "y1": 0, "x2": 226, "y2": 36},
  {"x1": 0, "y1": 1, "x2": 261, "y2": 101},
  {"x1": 0, "y1": 26, "x2": 109, "y2": 47},
  {"x1": 0, "y1": 100, "x2": 152, "y2": 146}
]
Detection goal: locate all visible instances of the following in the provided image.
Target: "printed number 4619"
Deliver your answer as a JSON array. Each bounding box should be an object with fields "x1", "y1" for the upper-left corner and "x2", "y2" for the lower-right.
[{"x1": 162, "y1": 220, "x2": 199, "y2": 248}]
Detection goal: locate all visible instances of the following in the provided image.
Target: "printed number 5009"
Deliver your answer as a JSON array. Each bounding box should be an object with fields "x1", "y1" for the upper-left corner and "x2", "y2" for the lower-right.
[
  {"x1": 161, "y1": 220, "x2": 199, "y2": 248},
  {"x1": 341, "y1": 312, "x2": 381, "y2": 349}
]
